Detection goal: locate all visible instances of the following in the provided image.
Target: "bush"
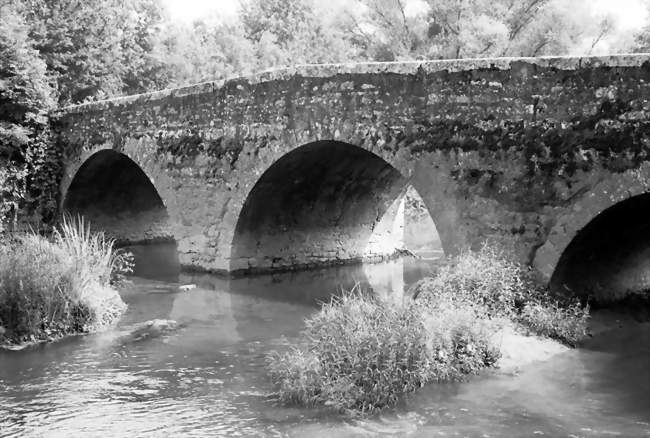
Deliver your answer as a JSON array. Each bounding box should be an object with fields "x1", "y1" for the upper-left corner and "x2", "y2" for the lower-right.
[
  {"x1": 268, "y1": 288, "x2": 500, "y2": 414},
  {"x1": 410, "y1": 244, "x2": 532, "y2": 318},
  {"x1": 411, "y1": 245, "x2": 590, "y2": 346},
  {"x1": 0, "y1": 216, "x2": 131, "y2": 346},
  {"x1": 519, "y1": 300, "x2": 589, "y2": 347},
  {"x1": 268, "y1": 245, "x2": 591, "y2": 415}
]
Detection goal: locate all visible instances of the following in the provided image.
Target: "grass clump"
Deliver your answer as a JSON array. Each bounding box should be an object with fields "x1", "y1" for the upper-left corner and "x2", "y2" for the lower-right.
[
  {"x1": 0, "y1": 216, "x2": 131, "y2": 347},
  {"x1": 268, "y1": 288, "x2": 500, "y2": 414},
  {"x1": 411, "y1": 244, "x2": 590, "y2": 346},
  {"x1": 519, "y1": 299, "x2": 589, "y2": 346},
  {"x1": 410, "y1": 245, "x2": 529, "y2": 318}
]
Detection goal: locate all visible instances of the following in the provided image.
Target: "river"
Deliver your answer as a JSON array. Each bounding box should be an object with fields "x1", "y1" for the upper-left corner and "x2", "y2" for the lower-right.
[{"x1": 0, "y1": 250, "x2": 649, "y2": 437}]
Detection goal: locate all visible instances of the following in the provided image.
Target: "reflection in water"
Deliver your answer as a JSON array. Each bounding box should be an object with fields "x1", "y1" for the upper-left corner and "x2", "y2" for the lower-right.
[
  {"x1": 0, "y1": 250, "x2": 649, "y2": 437},
  {"x1": 120, "y1": 242, "x2": 180, "y2": 281}
]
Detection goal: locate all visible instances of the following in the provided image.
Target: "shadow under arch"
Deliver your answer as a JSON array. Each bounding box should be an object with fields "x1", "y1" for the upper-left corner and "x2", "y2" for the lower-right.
[
  {"x1": 229, "y1": 140, "x2": 443, "y2": 275},
  {"x1": 62, "y1": 149, "x2": 179, "y2": 279},
  {"x1": 550, "y1": 192, "x2": 650, "y2": 303}
]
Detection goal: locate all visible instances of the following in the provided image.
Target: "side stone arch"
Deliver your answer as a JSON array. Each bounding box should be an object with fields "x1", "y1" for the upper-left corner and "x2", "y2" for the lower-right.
[
  {"x1": 60, "y1": 138, "x2": 176, "y2": 214},
  {"x1": 533, "y1": 161, "x2": 650, "y2": 290},
  {"x1": 60, "y1": 137, "x2": 177, "y2": 244}
]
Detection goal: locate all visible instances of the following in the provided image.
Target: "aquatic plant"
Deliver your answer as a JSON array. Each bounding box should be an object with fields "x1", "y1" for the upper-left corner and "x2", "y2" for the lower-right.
[
  {"x1": 0, "y1": 216, "x2": 131, "y2": 346},
  {"x1": 268, "y1": 287, "x2": 500, "y2": 414}
]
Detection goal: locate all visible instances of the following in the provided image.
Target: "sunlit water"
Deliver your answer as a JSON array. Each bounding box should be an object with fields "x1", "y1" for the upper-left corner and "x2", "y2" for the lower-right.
[{"x1": 1, "y1": 252, "x2": 649, "y2": 437}]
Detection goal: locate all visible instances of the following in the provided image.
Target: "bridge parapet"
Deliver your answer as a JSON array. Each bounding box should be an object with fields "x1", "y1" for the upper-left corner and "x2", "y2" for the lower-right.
[{"x1": 60, "y1": 54, "x2": 650, "y2": 115}]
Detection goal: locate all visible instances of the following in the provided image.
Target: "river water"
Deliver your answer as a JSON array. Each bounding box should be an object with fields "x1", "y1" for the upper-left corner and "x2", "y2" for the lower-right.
[{"x1": 1, "y1": 251, "x2": 649, "y2": 437}]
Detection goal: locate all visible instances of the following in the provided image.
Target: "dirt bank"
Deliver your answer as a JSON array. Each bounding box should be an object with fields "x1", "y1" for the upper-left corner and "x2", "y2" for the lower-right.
[{"x1": 494, "y1": 310, "x2": 649, "y2": 374}]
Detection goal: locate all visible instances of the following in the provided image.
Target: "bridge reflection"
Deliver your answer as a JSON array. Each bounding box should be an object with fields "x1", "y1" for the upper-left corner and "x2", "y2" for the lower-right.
[{"x1": 117, "y1": 253, "x2": 441, "y2": 349}]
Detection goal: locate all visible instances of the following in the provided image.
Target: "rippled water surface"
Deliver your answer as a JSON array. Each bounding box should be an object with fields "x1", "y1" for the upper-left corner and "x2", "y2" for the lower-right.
[{"x1": 1, "y1": 253, "x2": 649, "y2": 437}]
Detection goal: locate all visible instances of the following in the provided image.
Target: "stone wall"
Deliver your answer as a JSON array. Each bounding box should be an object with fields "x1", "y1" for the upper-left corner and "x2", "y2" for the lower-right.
[{"x1": 55, "y1": 55, "x2": 650, "y2": 300}]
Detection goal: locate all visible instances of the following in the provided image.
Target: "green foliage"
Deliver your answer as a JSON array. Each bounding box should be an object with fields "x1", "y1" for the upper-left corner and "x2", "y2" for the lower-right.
[
  {"x1": 54, "y1": 215, "x2": 134, "y2": 289},
  {"x1": 268, "y1": 287, "x2": 500, "y2": 414},
  {"x1": 412, "y1": 245, "x2": 590, "y2": 346},
  {"x1": 154, "y1": 21, "x2": 255, "y2": 87},
  {"x1": 411, "y1": 244, "x2": 532, "y2": 318},
  {"x1": 241, "y1": 0, "x2": 312, "y2": 45},
  {"x1": 519, "y1": 300, "x2": 589, "y2": 347},
  {"x1": 0, "y1": 216, "x2": 130, "y2": 346},
  {"x1": 632, "y1": 23, "x2": 650, "y2": 52},
  {"x1": 354, "y1": 0, "x2": 615, "y2": 61},
  {"x1": 0, "y1": 3, "x2": 58, "y2": 232},
  {"x1": 268, "y1": 246, "x2": 591, "y2": 414},
  {"x1": 11, "y1": 0, "x2": 170, "y2": 105}
]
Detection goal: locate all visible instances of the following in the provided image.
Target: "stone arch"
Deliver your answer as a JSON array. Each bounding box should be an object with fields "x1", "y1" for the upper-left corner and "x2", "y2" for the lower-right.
[
  {"x1": 227, "y1": 140, "x2": 443, "y2": 274},
  {"x1": 61, "y1": 148, "x2": 174, "y2": 244},
  {"x1": 534, "y1": 162, "x2": 650, "y2": 300}
]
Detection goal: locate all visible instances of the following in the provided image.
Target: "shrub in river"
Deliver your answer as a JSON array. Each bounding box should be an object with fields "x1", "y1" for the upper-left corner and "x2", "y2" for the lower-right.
[
  {"x1": 410, "y1": 244, "x2": 532, "y2": 318},
  {"x1": 268, "y1": 245, "x2": 590, "y2": 415},
  {"x1": 518, "y1": 299, "x2": 589, "y2": 347},
  {"x1": 0, "y1": 216, "x2": 131, "y2": 346},
  {"x1": 267, "y1": 288, "x2": 500, "y2": 414},
  {"x1": 411, "y1": 245, "x2": 590, "y2": 346}
]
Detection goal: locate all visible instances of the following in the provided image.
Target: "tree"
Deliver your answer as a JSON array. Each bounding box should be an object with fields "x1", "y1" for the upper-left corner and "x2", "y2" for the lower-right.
[
  {"x1": 633, "y1": 25, "x2": 650, "y2": 52},
  {"x1": 152, "y1": 19, "x2": 256, "y2": 87},
  {"x1": 16, "y1": 0, "x2": 171, "y2": 104},
  {"x1": 351, "y1": 0, "x2": 419, "y2": 60},
  {"x1": 120, "y1": 0, "x2": 174, "y2": 95},
  {"x1": 631, "y1": 1, "x2": 650, "y2": 53},
  {"x1": 240, "y1": 0, "x2": 361, "y2": 69},
  {"x1": 241, "y1": 0, "x2": 312, "y2": 45},
  {"x1": 0, "y1": 4, "x2": 57, "y2": 230},
  {"x1": 353, "y1": 0, "x2": 615, "y2": 61},
  {"x1": 353, "y1": 0, "x2": 534, "y2": 60}
]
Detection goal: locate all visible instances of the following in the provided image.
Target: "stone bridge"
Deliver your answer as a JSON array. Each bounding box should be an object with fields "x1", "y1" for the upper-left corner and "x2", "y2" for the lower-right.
[{"x1": 55, "y1": 54, "x2": 650, "y2": 302}]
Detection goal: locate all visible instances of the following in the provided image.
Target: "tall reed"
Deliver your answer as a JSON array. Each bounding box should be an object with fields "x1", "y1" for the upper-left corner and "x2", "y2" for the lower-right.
[{"x1": 0, "y1": 215, "x2": 130, "y2": 346}]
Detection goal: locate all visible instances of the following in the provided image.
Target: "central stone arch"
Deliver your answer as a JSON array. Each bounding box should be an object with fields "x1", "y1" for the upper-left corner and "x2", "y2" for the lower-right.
[{"x1": 228, "y1": 140, "x2": 443, "y2": 274}]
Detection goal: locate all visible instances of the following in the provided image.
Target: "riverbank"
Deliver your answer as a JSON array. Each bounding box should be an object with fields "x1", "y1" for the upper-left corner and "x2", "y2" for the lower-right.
[
  {"x1": 492, "y1": 323, "x2": 570, "y2": 373},
  {"x1": 495, "y1": 306, "x2": 650, "y2": 375},
  {"x1": 0, "y1": 217, "x2": 129, "y2": 349}
]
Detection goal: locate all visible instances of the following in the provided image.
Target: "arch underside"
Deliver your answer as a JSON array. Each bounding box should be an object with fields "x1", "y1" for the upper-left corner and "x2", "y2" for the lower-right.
[
  {"x1": 551, "y1": 193, "x2": 650, "y2": 303},
  {"x1": 229, "y1": 141, "x2": 440, "y2": 274},
  {"x1": 63, "y1": 149, "x2": 173, "y2": 244}
]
